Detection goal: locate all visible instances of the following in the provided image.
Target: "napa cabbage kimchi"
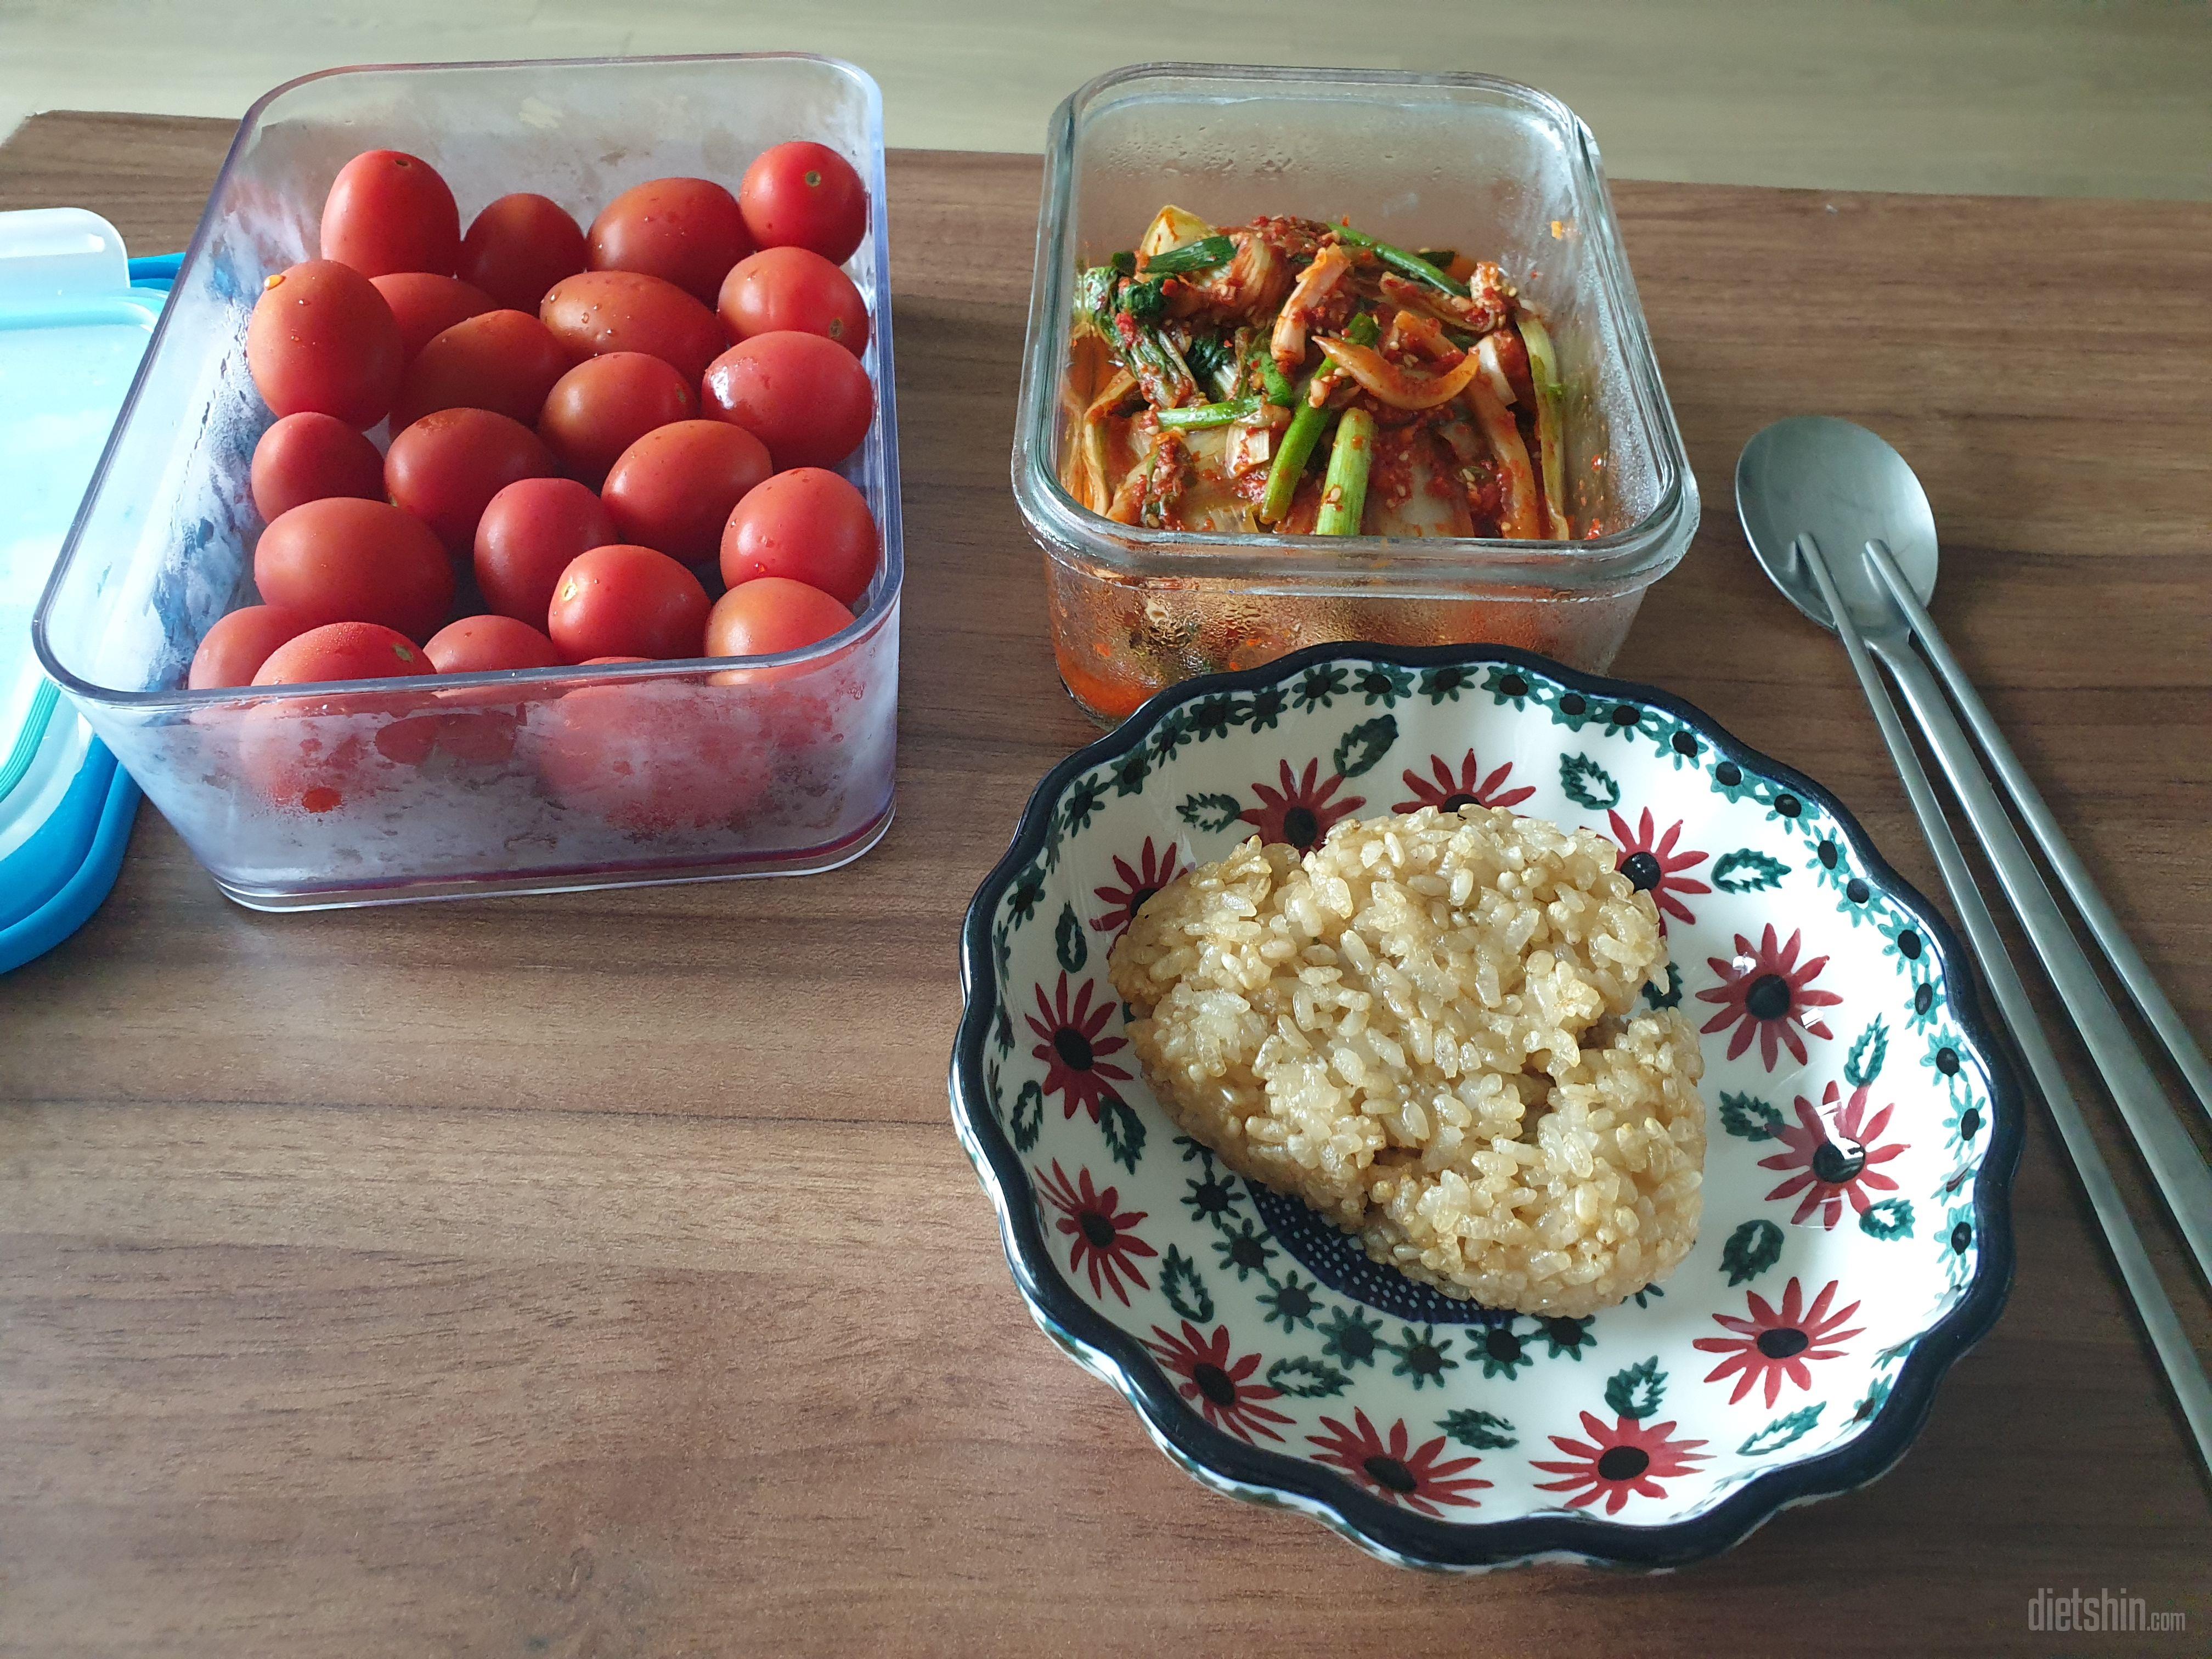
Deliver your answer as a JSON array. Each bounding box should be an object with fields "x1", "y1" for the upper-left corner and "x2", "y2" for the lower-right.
[{"x1": 1062, "y1": 205, "x2": 1571, "y2": 541}]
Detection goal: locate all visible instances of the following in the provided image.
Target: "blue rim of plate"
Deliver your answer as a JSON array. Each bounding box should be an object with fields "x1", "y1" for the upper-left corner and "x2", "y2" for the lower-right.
[{"x1": 949, "y1": 641, "x2": 2022, "y2": 1571}]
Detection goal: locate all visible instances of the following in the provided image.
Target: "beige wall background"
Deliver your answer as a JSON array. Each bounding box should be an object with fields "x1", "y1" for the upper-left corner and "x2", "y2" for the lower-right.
[{"x1": 2, "y1": 0, "x2": 2206, "y2": 198}]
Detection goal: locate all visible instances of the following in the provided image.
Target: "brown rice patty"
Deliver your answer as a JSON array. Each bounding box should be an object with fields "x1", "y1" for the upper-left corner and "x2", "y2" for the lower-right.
[{"x1": 1108, "y1": 807, "x2": 1706, "y2": 1318}]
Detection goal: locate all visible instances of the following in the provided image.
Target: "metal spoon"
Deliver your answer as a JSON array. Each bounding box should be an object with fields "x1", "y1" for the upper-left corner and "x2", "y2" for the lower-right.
[
  {"x1": 1736, "y1": 421, "x2": 2212, "y2": 1470},
  {"x1": 1739, "y1": 418, "x2": 2212, "y2": 1132},
  {"x1": 1739, "y1": 415, "x2": 2212, "y2": 1282}
]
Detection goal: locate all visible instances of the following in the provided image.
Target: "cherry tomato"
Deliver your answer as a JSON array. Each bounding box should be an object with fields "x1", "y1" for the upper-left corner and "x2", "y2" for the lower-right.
[
  {"x1": 239, "y1": 632, "x2": 436, "y2": 814},
  {"x1": 536, "y1": 351, "x2": 696, "y2": 483},
  {"x1": 245, "y1": 259, "x2": 404, "y2": 427},
  {"x1": 588, "y1": 177, "x2": 752, "y2": 306},
  {"x1": 370, "y1": 272, "x2": 494, "y2": 362},
  {"x1": 716, "y1": 246, "x2": 867, "y2": 354},
  {"x1": 386, "y1": 407, "x2": 560, "y2": 556},
  {"x1": 739, "y1": 142, "x2": 866, "y2": 264},
  {"x1": 601, "y1": 419, "x2": 771, "y2": 563},
  {"x1": 406, "y1": 707, "x2": 524, "y2": 766},
  {"x1": 752, "y1": 675, "x2": 851, "y2": 753},
  {"x1": 531, "y1": 678, "x2": 770, "y2": 833},
  {"x1": 701, "y1": 331, "x2": 872, "y2": 470},
  {"x1": 320, "y1": 150, "x2": 461, "y2": 278},
  {"x1": 391, "y1": 308, "x2": 573, "y2": 428},
  {"x1": 473, "y1": 476, "x2": 620, "y2": 625},
  {"x1": 704, "y1": 577, "x2": 851, "y2": 658},
  {"x1": 718, "y1": 467, "x2": 878, "y2": 605},
  {"x1": 254, "y1": 620, "x2": 432, "y2": 685},
  {"x1": 240, "y1": 699, "x2": 408, "y2": 815},
  {"x1": 459, "y1": 192, "x2": 590, "y2": 312},
  {"x1": 540, "y1": 270, "x2": 727, "y2": 387},
  {"x1": 187, "y1": 605, "x2": 313, "y2": 690},
  {"x1": 250, "y1": 412, "x2": 386, "y2": 522},
  {"x1": 545, "y1": 544, "x2": 709, "y2": 663},
  {"x1": 254, "y1": 497, "x2": 455, "y2": 640},
  {"x1": 424, "y1": 613, "x2": 562, "y2": 674}
]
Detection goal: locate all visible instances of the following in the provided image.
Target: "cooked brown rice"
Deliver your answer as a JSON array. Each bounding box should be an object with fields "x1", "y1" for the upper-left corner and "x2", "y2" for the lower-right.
[{"x1": 1107, "y1": 805, "x2": 1706, "y2": 1318}]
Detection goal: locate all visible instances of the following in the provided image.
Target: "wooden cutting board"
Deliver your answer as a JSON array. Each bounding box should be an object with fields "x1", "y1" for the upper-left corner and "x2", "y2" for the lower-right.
[{"x1": 2, "y1": 111, "x2": 2207, "y2": 1655}]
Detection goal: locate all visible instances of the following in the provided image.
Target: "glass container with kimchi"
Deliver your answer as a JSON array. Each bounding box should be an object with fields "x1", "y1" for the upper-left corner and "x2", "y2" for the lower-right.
[{"x1": 1014, "y1": 65, "x2": 1699, "y2": 723}]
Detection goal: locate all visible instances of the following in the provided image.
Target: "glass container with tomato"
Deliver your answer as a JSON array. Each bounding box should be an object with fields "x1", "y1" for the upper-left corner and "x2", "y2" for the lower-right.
[{"x1": 34, "y1": 54, "x2": 902, "y2": 906}]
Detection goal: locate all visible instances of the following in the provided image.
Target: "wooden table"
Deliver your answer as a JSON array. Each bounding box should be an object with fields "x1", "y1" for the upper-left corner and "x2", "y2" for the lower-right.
[{"x1": 3, "y1": 112, "x2": 2208, "y2": 1656}]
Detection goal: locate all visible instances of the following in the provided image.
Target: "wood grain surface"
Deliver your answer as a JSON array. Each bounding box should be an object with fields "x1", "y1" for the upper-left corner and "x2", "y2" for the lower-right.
[{"x1": 2, "y1": 112, "x2": 2209, "y2": 1657}]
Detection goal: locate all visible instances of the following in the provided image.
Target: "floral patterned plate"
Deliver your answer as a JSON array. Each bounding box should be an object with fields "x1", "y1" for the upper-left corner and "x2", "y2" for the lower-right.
[{"x1": 950, "y1": 644, "x2": 2019, "y2": 1571}]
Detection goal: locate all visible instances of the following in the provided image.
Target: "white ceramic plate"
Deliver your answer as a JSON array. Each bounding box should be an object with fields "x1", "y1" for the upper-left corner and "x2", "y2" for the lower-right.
[{"x1": 953, "y1": 645, "x2": 2018, "y2": 1570}]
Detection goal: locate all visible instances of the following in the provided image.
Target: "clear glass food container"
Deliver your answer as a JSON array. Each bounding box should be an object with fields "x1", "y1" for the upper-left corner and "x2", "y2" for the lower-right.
[
  {"x1": 1012, "y1": 63, "x2": 1696, "y2": 723},
  {"x1": 33, "y1": 53, "x2": 902, "y2": 909}
]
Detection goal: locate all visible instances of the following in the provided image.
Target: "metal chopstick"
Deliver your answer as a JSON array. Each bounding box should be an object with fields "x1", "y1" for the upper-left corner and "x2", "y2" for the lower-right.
[
  {"x1": 1861, "y1": 536, "x2": 2212, "y2": 1132},
  {"x1": 1847, "y1": 553, "x2": 2212, "y2": 1288},
  {"x1": 1796, "y1": 531, "x2": 2212, "y2": 1476}
]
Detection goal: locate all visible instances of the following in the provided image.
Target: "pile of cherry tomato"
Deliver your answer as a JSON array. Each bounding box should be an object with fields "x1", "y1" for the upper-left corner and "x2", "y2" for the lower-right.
[{"x1": 191, "y1": 141, "x2": 881, "y2": 697}]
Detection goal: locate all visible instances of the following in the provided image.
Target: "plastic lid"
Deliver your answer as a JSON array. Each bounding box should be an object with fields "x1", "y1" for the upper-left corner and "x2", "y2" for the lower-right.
[{"x1": 0, "y1": 208, "x2": 164, "y2": 970}]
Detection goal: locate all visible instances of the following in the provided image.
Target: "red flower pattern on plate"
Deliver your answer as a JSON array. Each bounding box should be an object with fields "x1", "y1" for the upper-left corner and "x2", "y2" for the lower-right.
[
  {"x1": 1307, "y1": 1410, "x2": 1491, "y2": 1516},
  {"x1": 1759, "y1": 1081, "x2": 1906, "y2": 1227},
  {"x1": 1693, "y1": 1277, "x2": 1865, "y2": 1406},
  {"x1": 1606, "y1": 807, "x2": 1712, "y2": 929},
  {"x1": 1090, "y1": 838, "x2": 1183, "y2": 940},
  {"x1": 1035, "y1": 1160, "x2": 1157, "y2": 1304},
  {"x1": 1532, "y1": 1412, "x2": 1710, "y2": 1515},
  {"x1": 1696, "y1": 924, "x2": 1843, "y2": 1069},
  {"x1": 1146, "y1": 1321, "x2": 1295, "y2": 1443},
  {"x1": 1239, "y1": 759, "x2": 1363, "y2": 853},
  {"x1": 1393, "y1": 749, "x2": 1534, "y2": 815},
  {"x1": 1026, "y1": 973, "x2": 1131, "y2": 1122}
]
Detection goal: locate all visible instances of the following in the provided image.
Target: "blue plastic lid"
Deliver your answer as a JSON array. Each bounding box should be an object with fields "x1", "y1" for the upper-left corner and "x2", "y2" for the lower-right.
[{"x1": 0, "y1": 210, "x2": 169, "y2": 972}]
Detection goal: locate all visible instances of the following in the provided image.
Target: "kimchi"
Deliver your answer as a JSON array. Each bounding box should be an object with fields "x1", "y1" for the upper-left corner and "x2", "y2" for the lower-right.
[{"x1": 1062, "y1": 205, "x2": 1572, "y2": 541}]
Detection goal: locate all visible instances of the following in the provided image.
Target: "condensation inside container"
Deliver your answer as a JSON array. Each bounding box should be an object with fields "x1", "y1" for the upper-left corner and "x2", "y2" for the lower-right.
[
  {"x1": 1044, "y1": 555, "x2": 1641, "y2": 722},
  {"x1": 102, "y1": 614, "x2": 899, "y2": 898},
  {"x1": 1065, "y1": 75, "x2": 1655, "y2": 541}
]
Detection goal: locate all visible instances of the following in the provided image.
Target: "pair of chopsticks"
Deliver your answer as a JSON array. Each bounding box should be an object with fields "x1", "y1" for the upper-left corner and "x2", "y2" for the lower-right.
[{"x1": 1795, "y1": 534, "x2": 2212, "y2": 1475}]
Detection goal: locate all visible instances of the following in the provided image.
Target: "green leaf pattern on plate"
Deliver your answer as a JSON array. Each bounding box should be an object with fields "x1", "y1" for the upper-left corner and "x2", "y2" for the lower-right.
[
  {"x1": 1559, "y1": 753, "x2": 1621, "y2": 810},
  {"x1": 1712, "y1": 847, "x2": 1788, "y2": 892}
]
